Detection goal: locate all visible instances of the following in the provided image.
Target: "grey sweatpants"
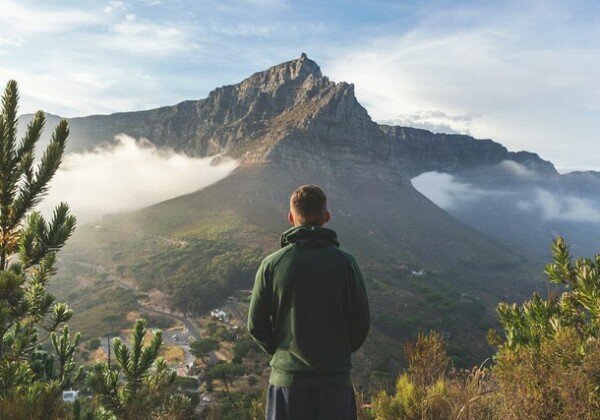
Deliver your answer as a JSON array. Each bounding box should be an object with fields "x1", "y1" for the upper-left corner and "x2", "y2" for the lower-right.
[{"x1": 266, "y1": 384, "x2": 357, "y2": 420}]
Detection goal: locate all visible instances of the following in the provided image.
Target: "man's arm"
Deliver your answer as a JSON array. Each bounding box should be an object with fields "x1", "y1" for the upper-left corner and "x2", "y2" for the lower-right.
[
  {"x1": 247, "y1": 260, "x2": 275, "y2": 355},
  {"x1": 349, "y1": 261, "x2": 370, "y2": 352}
]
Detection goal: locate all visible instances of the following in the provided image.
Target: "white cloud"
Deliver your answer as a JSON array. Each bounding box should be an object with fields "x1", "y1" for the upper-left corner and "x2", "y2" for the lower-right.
[
  {"x1": 518, "y1": 189, "x2": 600, "y2": 223},
  {"x1": 69, "y1": 72, "x2": 117, "y2": 90},
  {"x1": 411, "y1": 171, "x2": 491, "y2": 209},
  {"x1": 0, "y1": 0, "x2": 101, "y2": 36},
  {"x1": 104, "y1": 0, "x2": 127, "y2": 14},
  {"x1": 0, "y1": 36, "x2": 24, "y2": 47},
  {"x1": 413, "y1": 172, "x2": 600, "y2": 224},
  {"x1": 104, "y1": 16, "x2": 194, "y2": 56},
  {"x1": 380, "y1": 110, "x2": 477, "y2": 135},
  {"x1": 499, "y1": 160, "x2": 536, "y2": 177},
  {"x1": 38, "y1": 135, "x2": 237, "y2": 222},
  {"x1": 0, "y1": 67, "x2": 147, "y2": 117}
]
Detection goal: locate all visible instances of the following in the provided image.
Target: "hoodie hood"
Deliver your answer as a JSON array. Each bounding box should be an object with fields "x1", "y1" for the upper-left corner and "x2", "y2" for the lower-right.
[{"x1": 280, "y1": 225, "x2": 339, "y2": 248}]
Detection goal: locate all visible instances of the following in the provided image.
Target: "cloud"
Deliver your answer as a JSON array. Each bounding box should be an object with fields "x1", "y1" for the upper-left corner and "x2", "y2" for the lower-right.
[
  {"x1": 0, "y1": 0, "x2": 101, "y2": 36},
  {"x1": 105, "y1": 15, "x2": 194, "y2": 56},
  {"x1": 498, "y1": 160, "x2": 536, "y2": 177},
  {"x1": 518, "y1": 189, "x2": 600, "y2": 223},
  {"x1": 0, "y1": 36, "x2": 24, "y2": 47},
  {"x1": 104, "y1": 0, "x2": 128, "y2": 14},
  {"x1": 0, "y1": 66, "x2": 149, "y2": 117},
  {"x1": 379, "y1": 110, "x2": 477, "y2": 135},
  {"x1": 411, "y1": 171, "x2": 491, "y2": 209},
  {"x1": 38, "y1": 135, "x2": 237, "y2": 222},
  {"x1": 413, "y1": 172, "x2": 600, "y2": 224}
]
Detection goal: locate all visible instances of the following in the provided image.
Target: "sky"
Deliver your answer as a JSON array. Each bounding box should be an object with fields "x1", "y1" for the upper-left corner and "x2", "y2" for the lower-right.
[{"x1": 1, "y1": 0, "x2": 599, "y2": 172}]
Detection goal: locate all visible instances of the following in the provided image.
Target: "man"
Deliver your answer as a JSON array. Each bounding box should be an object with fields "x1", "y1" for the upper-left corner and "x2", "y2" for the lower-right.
[{"x1": 248, "y1": 185, "x2": 370, "y2": 420}]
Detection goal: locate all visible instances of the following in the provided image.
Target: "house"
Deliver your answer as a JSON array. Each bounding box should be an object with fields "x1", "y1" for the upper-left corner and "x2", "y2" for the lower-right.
[
  {"x1": 62, "y1": 389, "x2": 79, "y2": 402},
  {"x1": 210, "y1": 309, "x2": 228, "y2": 322}
]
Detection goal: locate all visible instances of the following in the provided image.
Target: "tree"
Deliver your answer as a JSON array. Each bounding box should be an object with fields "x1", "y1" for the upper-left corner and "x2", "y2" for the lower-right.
[
  {"x1": 492, "y1": 237, "x2": 600, "y2": 418},
  {"x1": 496, "y1": 237, "x2": 600, "y2": 350},
  {"x1": 0, "y1": 80, "x2": 78, "y2": 418},
  {"x1": 190, "y1": 337, "x2": 220, "y2": 362},
  {"x1": 206, "y1": 362, "x2": 245, "y2": 410},
  {"x1": 87, "y1": 318, "x2": 194, "y2": 419}
]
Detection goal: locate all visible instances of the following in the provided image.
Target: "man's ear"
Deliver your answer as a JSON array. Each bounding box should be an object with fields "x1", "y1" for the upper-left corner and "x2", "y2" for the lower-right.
[
  {"x1": 288, "y1": 211, "x2": 295, "y2": 226},
  {"x1": 323, "y1": 210, "x2": 331, "y2": 224}
]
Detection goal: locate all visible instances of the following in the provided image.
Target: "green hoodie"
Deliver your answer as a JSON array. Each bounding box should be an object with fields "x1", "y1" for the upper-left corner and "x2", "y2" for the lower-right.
[{"x1": 248, "y1": 225, "x2": 370, "y2": 387}]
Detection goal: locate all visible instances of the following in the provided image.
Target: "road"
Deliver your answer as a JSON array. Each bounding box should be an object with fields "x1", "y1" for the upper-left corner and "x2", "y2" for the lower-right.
[{"x1": 64, "y1": 259, "x2": 201, "y2": 367}]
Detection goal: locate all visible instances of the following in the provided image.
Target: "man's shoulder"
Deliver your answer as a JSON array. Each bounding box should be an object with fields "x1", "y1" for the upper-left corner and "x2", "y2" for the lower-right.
[
  {"x1": 333, "y1": 246, "x2": 360, "y2": 268},
  {"x1": 259, "y1": 242, "x2": 360, "y2": 270},
  {"x1": 260, "y1": 244, "x2": 294, "y2": 267}
]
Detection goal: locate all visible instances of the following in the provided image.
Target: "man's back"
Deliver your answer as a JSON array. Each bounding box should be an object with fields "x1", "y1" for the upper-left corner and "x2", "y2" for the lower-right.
[
  {"x1": 249, "y1": 225, "x2": 370, "y2": 387},
  {"x1": 247, "y1": 184, "x2": 370, "y2": 419}
]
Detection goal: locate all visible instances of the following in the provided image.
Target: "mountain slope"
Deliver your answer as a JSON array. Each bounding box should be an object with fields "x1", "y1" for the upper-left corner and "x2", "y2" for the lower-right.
[{"x1": 67, "y1": 161, "x2": 539, "y2": 372}]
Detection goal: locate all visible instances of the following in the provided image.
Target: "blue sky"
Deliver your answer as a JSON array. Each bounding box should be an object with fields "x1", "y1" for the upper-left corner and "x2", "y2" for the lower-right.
[{"x1": 1, "y1": 0, "x2": 599, "y2": 171}]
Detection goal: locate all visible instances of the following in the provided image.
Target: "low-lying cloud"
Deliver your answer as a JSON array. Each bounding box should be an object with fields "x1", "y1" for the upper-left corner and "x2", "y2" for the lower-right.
[
  {"x1": 412, "y1": 171, "x2": 600, "y2": 224},
  {"x1": 379, "y1": 110, "x2": 476, "y2": 135},
  {"x1": 38, "y1": 135, "x2": 237, "y2": 222},
  {"x1": 499, "y1": 160, "x2": 537, "y2": 178},
  {"x1": 518, "y1": 189, "x2": 600, "y2": 223},
  {"x1": 411, "y1": 171, "x2": 491, "y2": 209}
]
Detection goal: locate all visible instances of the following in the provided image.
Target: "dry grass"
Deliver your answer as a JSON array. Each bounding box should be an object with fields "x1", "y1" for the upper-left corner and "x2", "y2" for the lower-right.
[
  {"x1": 160, "y1": 345, "x2": 186, "y2": 363},
  {"x1": 90, "y1": 348, "x2": 108, "y2": 363}
]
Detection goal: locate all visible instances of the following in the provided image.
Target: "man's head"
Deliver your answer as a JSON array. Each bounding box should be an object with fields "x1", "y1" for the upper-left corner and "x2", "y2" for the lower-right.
[{"x1": 288, "y1": 184, "x2": 331, "y2": 226}]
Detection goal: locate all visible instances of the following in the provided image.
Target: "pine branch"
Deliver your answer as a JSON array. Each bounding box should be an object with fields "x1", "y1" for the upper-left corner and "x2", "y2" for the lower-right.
[
  {"x1": 16, "y1": 111, "x2": 45, "y2": 163},
  {"x1": 10, "y1": 120, "x2": 69, "y2": 230}
]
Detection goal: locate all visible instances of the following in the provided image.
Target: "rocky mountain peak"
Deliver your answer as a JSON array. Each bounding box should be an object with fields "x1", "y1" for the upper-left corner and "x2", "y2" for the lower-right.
[
  {"x1": 54, "y1": 55, "x2": 559, "y2": 181},
  {"x1": 233, "y1": 53, "x2": 324, "y2": 96}
]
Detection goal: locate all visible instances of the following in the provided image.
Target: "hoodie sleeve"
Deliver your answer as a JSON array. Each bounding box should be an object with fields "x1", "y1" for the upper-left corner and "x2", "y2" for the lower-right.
[
  {"x1": 248, "y1": 260, "x2": 275, "y2": 355},
  {"x1": 349, "y1": 261, "x2": 370, "y2": 352}
]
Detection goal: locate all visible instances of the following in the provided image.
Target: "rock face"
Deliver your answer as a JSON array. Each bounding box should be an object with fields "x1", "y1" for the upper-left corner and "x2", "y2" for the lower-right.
[{"x1": 58, "y1": 54, "x2": 556, "y2": 182}]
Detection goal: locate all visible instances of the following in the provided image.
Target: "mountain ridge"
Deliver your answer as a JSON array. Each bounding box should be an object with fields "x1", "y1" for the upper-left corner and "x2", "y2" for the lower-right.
[{"x1": 21, "y1": 54, "x2": 558, "y2": 181}]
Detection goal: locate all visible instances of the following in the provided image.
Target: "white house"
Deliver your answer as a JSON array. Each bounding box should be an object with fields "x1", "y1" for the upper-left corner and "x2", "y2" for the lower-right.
[
  {"x1": 210, "y1": 309, "x2": 228, "y2": 322},
  {"x1": 62, "y1": 389, "x2": 79, "y2": 402}
]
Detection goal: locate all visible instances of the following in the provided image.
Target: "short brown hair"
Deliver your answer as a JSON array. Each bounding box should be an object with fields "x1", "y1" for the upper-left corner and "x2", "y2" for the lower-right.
[{"x1": 290, "y1": 185, "x2": 328, "y2": 225}]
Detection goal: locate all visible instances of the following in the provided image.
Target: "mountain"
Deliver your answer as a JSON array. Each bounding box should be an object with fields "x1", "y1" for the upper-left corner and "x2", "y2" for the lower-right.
[{"x1": 39, "y1": 54, "x2": 598, "y2": 377}]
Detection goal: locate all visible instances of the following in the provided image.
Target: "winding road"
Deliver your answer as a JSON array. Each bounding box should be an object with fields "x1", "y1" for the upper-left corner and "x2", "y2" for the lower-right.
[{"x1": 63, "y1": 259, "x2": 201, "y2": 346}]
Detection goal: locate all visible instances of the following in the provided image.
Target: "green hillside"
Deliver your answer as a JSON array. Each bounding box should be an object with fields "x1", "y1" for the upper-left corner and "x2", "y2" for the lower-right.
[{"x1": 63, "y1": 163, "x2": 543, "y2": 372}]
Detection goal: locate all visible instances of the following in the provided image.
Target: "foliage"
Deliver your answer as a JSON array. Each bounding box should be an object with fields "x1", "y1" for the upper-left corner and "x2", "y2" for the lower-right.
[
  {"x1": 491, "y1": 237, "x2": 600, "y2": 418},
  {"x1": 190, "y1": 337, "x2": 220, "y2": 362},
  {"x1": 86, "y1": 319, "x2": 194, "y2": 419},
  {"x1": 370, "y1": 332, "x2": 452, "y2": 419},
  {"x1": 0, "y1": 80, "x2": 78, "y2": 418},
  {"x1": 204, "y1": 390, "x2": 265, "y2": 420},
  {"x1": 370, "y1": 238, "x2": 600, "y2": 419},
  {"x1": 206, "y1": 361, "x2": 245, "y2": 412},
  {"x1": 370, "y1": 331, "x2": 497, "y2": 419},
  {"x1": 404, "y1": 331, "x2": 448, "y2": 389},
  {"x1": 494, "y1": 327, "x2": 600, "y2": 419},
  {"x1": 232, "y1": 334, "x2": 259, "y2": 363},
  {"x1": 496, "y1": 237, "x2": 600, "y2": 350}
]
